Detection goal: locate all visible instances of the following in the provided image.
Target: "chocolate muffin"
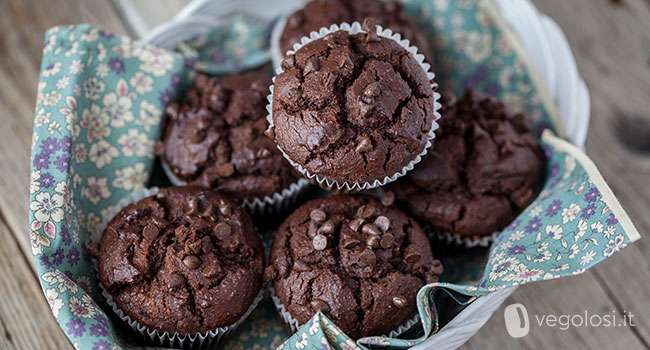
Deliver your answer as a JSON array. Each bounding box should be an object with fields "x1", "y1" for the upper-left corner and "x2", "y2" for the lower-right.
[
  {"x1": 279, "y1": 0, "x2": 433, "y2": 64},
  {"x1": 156, "y1": 73, "x2": 300, "y2": 202},
  {"x1": 389, "y1": 90, "x2": 545, "y2": 237},
  {"x1": 266, "y1": 194, "x2": 443, "y2": 339},
  {"x1": 98, "y1": 187, "x2": 264, "y2": 334},
  {"x1": 270, "y1": 24, "x2": 436, "y2": 186}
]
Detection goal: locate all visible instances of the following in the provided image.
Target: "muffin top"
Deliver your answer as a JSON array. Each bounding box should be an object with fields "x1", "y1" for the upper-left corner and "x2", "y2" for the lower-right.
[
  {"x1": 156, "y1": 73, "x2": 299, "y2": 201},
  {"x1": 266, "y1": 194, "x2": 443, "y2": 339},
  {"x1": 98, "y1": 187, "x2": 264, "y2": 334},
  {"x1": 389, "y1": 90, "x2": 545, "y2": 237},
  {"x1": 270, "y1": 26, "x2": 435, "y2": 185},
  {"x1": 279, "y1": 0, "x2": 433, "y2": 64}
]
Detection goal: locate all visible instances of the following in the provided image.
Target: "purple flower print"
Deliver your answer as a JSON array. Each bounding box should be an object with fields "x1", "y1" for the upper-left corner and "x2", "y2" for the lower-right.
[
  {"x1": 54, "y1": 155, "x2": 70, "y2": 173},
  {"x1": 108, "y1": 57, "x2": 125, "y2": 74},
  {"x1": 33, "y1": 152, "x2": 50, "y2": 170},
  {"x1": 99, "y1": 30, "x2": 114, "y2": 39},
  {"x1": 52, "y1": 248, "x2": 65, "y2": 266},
  {"x1": 607, "y1": 213, "x2": 618, "y2": 226},
  {"x1": 40, "y1": 137, "x2": 60, "y2": 156},
  {"x1": 508, "y1": 245, "x2": 526, "y2": 255},
  {"x1": 67, "y1": 246, "x2": 80, "y2": 265},
  {"x1": 159, "y1": 89, "x2": 173, "y2": 105},
  {"x1": 505, "y1": 219, "x2": 520, "y2": 231},
  {"x1": 549, "y1": 163, "x2": 560, "y2": 180},
  {"x1": 66, "y1": 318, "x2": 86, "y2": 337},
  {"x1": 184, "y1": 57, "x2": 197, "y2": 70},
  {"x1": 546, "y1": 200, "x2": 562, "y2": 217},
  {"x1": 94, "y1": 314, "x2": 108, "y2": 328},
  {"x1": 525, "y1": 218, "x2": 542, "y2": 233},
  {"x1": 542, "y1": 145, "x2": 553, "y2": 159},
  {"x1": 39, "y1": 255, "x2": 52, "y2": 269},
  {"x1": 61, "y1": 225, "x2": 71, "y2": 245},
  {"x1": 40, "y1": 173, "x2": 55, "y2": 188},
  {"x1": 59, "y1": 136, "x2": 71, "y2": 152},
  {"x1": 584, "y1": 188, "x2": 600, "y2": 202},
  {"x1": 93, "y1": 340, "x2": 111, "y2": 350},
  {"x1": 211, "y1": 50, "x2": 227, "y2": 64},
  {"x1": 90, "y1": 323, "x2": 107, "y2": 337},
  {"x1": 581, "y1": 203, "x2": 596, "y2": 219},
  {"x1": 171, "y1": 73, "x2": 181, "y2": 87}
]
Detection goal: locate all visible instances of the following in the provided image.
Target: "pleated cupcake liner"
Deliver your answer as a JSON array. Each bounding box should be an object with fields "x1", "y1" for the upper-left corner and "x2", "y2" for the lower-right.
[
  {"x1": 160, "y1": 158, "x2": 312, "y2": 215},
  {"x1": 426, "y1": 226, "x2": 499, "y2": 250},
  {"x1": 266, "y1": 21, "x2": 442, "y2": 192}
]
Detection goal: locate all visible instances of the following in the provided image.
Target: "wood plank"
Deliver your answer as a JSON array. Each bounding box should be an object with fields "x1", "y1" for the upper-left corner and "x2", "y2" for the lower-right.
[
  {"x1": 0, "y1": 216, "x2": 71, "y2": 349},
  {"x1": 0, "y1": 0, "x2": 130, "y2": 268}
]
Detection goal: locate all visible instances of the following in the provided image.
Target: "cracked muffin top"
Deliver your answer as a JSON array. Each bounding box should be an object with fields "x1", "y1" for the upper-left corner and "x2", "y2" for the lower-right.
[
  {"x1": 278, "y1": 0, "x2": 433, "y2": 64},
  {"x1": 269, "y1": 24, "x2": 435, "y2": 185},
  {"x1": 98, "y1": 187, "x2": 264, "y2": 334},
  {"x1": 388, "y1": 90, "x2": 545, "y2": 237},
  {"x1": 265, "y1": 194, "x2": 443, "y2": 339},
  {"x1": 155, "y1": 73, "x2": 299, "y2": 201}
]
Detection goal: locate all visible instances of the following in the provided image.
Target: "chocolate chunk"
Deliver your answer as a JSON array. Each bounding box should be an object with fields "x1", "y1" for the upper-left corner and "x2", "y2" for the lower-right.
[
  {"x1": 355, "y1": 136, "x2": 372, "y2": 153},
  {"x1": 366, "y1": 235, "x2": 380, "y2": 249},
  {"x1": 185, "y1": 197, "x2": 199, "y2": 215},
  {"x1": 191, "y1": 130, "x2": 206, "y2": 143},
  {"x1": 304, "y1": 56, "x2": 320, "y2": 74},
  {"x1": 281, "y1": 55, "x2": 295, "y2": 70},
  {"x1": 373, "y1": 216, "x2": 390, "y2": 232},
  {"x1": 358, "y1": 205, "x2": 375, "y2": 219},
  {"x1": 201, "y1": 236, "x2": 213, "y2": 254},
  {"x1": 142, "y1": 224, "x2": 159, "y2": 241},
  {"x1": 213, "y1": 222, "x2": 232, "y2": 240},
  {"x1": 361, "y1": 223, "x2": 381, "y2": 236},
  {"x1": 404, "y1": 248, "x2": 421, "y2": 264},
  {"x1": 293, "y1": 260, "x2": 311, "y2": 272},
  {"x1": 217, "y1": 199, "x2": 232, "y2": 217},
  {"x1": 362, "y1": 18, "x2": 380, "y2": 43},
  {"x1": 392, "y1": 295, "x2": 407, "y2": 308},
  {"x1": 217, "y1": 162, "x2": 235, "y2": 177},
  {"x1": 310, "y1": 299, "x2": 330, "y2": 313},
  {"x1": 380, "y1": 191, "x2": 395, "y2": 206},
  {"x1": 380, "y1": 233, "x2": 395, "y2": 249},
  {"x1": 359, "y1": 249, "x2": 376, "y2": 266},
  {"x1": 256, "y1": 147, "x2": 271, "y2": 159},
  {"x1": 317, "y1": 220, "x2": 335, "y2": 235},
  {"x1": 183, "y1": 255, "x2": 201, "y2": 270},
  {"x1": 342, "y1": 235, "x2": 360, "y2": 249},
  {"x1": 348, "y1": 218, "x2": 365, "y2": 231},
  {"x1": 202, "y1": 262, "x2": 221, "y2": 278},
  {"x1": 312, "y1": 234, "x2": 327, "y2": 251},
  {"x1": 168, "y1": 273, "x2": 186, "y2": 289},
  {"x1": 186, "y1": 240, "x2": 202, "y2": 255},
  {"x1": 358, "y1": 102, "x2": 374, "y2": 118},
  {"x1": 309, "y1": 209, "x2": 327, "y2": 223}
]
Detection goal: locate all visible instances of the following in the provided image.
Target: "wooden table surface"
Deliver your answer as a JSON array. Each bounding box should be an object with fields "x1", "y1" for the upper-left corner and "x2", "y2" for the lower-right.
[{"x1": 0, "y1": 0, "x2": 648, "y2": 349}]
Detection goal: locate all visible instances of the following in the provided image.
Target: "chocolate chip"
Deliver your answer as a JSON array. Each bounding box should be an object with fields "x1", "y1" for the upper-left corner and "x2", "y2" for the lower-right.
[
  {"x1": 405, "y1": 248, "x2": 421, "y2": 264},
  {"x1": 151, "y1": 217, "x2": 167, "y2": 228},
  {"x1": 217, "y1": 162, "x2": 235, "y2": 177},
  {"x1": 213, "y1": 222, "x2": 231, "y2": 240},
  {"x1": 362, "y1": 223, "x2": 381, "y2": 236},
  {"x1": 362, "y1": 82, "x2": 381, "y2": 103},
  {"x1": 362, "y1": 18, "x2": 380, "y2": 43},
  {"x1": 380, "y1": 233, "x2": 395, "y2": 249},
  {"x1": 359, "y1": 249, "x2": 376, "y2": 266},
  {"x1": 168, "y1": 273, "x2": 186, "y2": 289},
  {"x1": 307, "y1": 221, "x2": 319, "y2": 238},
  {"x1": 318, "y1": 220, "x2": 335, "y2": 236},
  {"x1": 264, "y1": 126, "x2": 276, "y2": 140},
  {"x1": 294, "y1": 260, "x2": 311, "y2": 272},
  {"x1": 310, "y1": 299, "x2": 330, "y2": 313},
  {"x1": 208, "y1": 85, "x2": 226, "y2": 112},
  {"x1": 373, "y1": 216, "x2": 390, "y2": 232},
  {"x1": 348, "y1": 218, "x2": 365, "y2": 231},
  {"x1": 358, "y1": 102, "x2": 374, "y2": 118},
  {"x1": 337, "y1": 53, "x2": 354, "y2": 69},
  {"x1": 312, "y1": 234, "x2": 327, "y2": 251},
  {"x1": 186, "y1": 240, "x2": 202, "y2": 255},
  {"x1": 142, "y1": 224, "x2": 159, "y2": 240},
  {"x1": 304, "y1": 56, "x2": 320, "y2": 74},
  {"x1": 360, "y1": 205, "x2": 375, "y2": 219},
  {"x1": 217, "y1": 199, "x2": 232, "y2": 217},
  {"x1": 202, "y1": 263, "x2": 221, "y2": 278},
  {"x1": 392, "y1": 295, "x2": 407, "y2": 308},
  {"x1": 183, "y1": 255, "x2": 201, "y2": 269},
  {"x1": 201, "y1": 236, "x2": 213, "y2": 254},
  {"x1": 309, "y1": 209, "x2": 326, "y2": 223},
  {"x1": 191, "y1": 130, "x2": 206, "y2": 143},
  {"x1": 366, "y1": 235, "x2": 379, "y2": 249},
  {"x1": 185, "y1": 197, "x2": 199, "y2": 215},
  {"x1": 281, "y1": 55, "x2": 295, "y2": 70},
  {"x1": 355, "y1": 136, "x2": 372, "y2": 153},
  {"x1": 341, "y1": 235, "x2": 360, "y2": 249},
  {"x1": 380, "y1": 191, "x2": 395, "y2": 206},
  {"x1": 256, "y1": 147, "x2": 271, "y2": 159},
  {"x1": 263, "y1": 266, "x2": 277, "y2": 282}
]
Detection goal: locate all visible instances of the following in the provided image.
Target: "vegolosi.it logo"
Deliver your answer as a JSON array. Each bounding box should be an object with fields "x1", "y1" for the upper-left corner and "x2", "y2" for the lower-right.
[{"x1": 503, "y1": 303, "x2": 635, "y2": 338}]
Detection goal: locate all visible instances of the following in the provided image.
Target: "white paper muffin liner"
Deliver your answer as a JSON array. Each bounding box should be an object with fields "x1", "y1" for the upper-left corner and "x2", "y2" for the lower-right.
[
  {"x1": 94, "y1": 187, "x2": 265, "y2": 349},
  {"x1": 269, "y1": 284, "x2": 419, "y2": 339},
  {"x1": 266, "y1": 21, "x2": 442, "y2": 192},
  {"x1": 426, "y1": 226, "x2": 499, "y2": 249},
  {"x1": 160, "y1": 158, "x2": 312, "y2": 215}
]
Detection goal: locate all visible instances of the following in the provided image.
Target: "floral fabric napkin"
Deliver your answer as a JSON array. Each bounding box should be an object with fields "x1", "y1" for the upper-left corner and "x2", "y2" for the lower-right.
[{"x1": 28, "y1": 1, "x2": 639, "y2": 349}]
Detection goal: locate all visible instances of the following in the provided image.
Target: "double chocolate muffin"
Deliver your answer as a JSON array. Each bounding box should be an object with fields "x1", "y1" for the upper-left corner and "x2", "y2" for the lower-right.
[
  {"x1": 389, "y1": 90, "x2": 545, "y2": 237},
  {"x1": 156, "y1": 73, "x2": 300, "y2": 202},
  {"x1": 270, "y1": 24, "x2": 436, "y2": 186},
  {"x1": 279, "y1": 0, "x2": 433, "y2": 64},
  {"x1": 98, "y1": 187, "x2": 264, "y2": 334},
  {"x1": 266, "y1": 194, "x2": 443, "y2": 339}
]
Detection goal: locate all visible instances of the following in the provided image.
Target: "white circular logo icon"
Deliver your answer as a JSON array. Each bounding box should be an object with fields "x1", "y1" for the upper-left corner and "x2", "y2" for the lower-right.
[{"x1": 504, "y1": 303, "x2": 530, "y2": 338}]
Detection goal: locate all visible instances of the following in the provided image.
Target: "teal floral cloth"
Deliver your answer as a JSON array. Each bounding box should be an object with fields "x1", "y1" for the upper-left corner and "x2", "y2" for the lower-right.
[{"x1": 29, "y1": 1, "x2": 640, "y2": 349}]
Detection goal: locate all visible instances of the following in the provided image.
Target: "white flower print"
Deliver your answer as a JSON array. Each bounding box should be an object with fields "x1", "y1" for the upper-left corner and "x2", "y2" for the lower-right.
[
  {"x1": 545, "y1": 224, "x2": 563, "y2": 240},
  {"x1": 503, "y1": 266, "x2": 544, "y2": 284},
  {"x1": 56, "y1": 76, "x2": 70, "y2": 90},
  {"x1": 30, "y1": 170, "x2": 41, "y2": 194},
  {"x1": 488, "y1": 257, "x2": 523, "y2": 282},
  {"x1": 580, "y1": 250, "x2": 596, "y2": 266},
  {"x1": 80, "y1": 28, "x2": 99, "y2": 42},
  {"x1": 96, "y1": 63, "x2": 109, "y2": 78},
  {"x1": 96, "y1": 42, "x2": 107, "y2": 61},
  {"x1": 81, "y1": 104, "x2": 110, "y2": 142},
  {"x1": 536, "y1": 241, "x2": 549, "y2": 252},
  {"x1": 88, "y1": 140, "x2": 119, "y2": 168},
  {"x1": 463, "y1": 31, "x2": 491, "y2": 62},
  {"x1": 130, "y1": 72, "x2": 154, "y2": 95},
  {"x1": 575, "y1": 219, "x2": 588, "y2": 242},
  {"x1": 568, "y1": 244, "x2": 580, "y2": 259},
  {"x1": 139, "y1": 47, "x2": 175, "y2": 76},
  {"x1": 69, "y1": 59, "x2": 84, "y2": 75},
  {"x1": 603, "y1": 226, "x2": 616, "y2": 239},
  {"x1": 561, "y1": 203, "x2": 581, "y2": 224},
  {"x1": 502, "y1": 93, "x2": 525, "y2": 114},
  {"x1": 43, "y1": 34, "x2": 57, "y2": 54},
  {"x1": 83, "y1": 77, "x2": 105, "y2": 100},
  {"x1": 45, "y1": 288, "x2": 64, "y2": 318},
  {"x1": 69, "y1": 296, "x2": 96, "y2": 318},
  {"x1": 30, "y1": 192, "x2": 64, "y2": 222},
  {"x1": 113, "y1": 37, "x2": 144, "y2": 59},
  {"x1": 591, "y1": 221, "x2": 604, "y2": 234},
  {"x1": 64, "y1": 41, "x2": 79, "y2": 57},
  {"x1": 117, "y1": 129, "x2": 154, "y2": 158},
  {"x1": 42, "y1": 62, "x2": 61, "y2": 77},
  {"x1": 101, "y1": 94, "x2": 134, "y2": 128},
  {"x1": 113, "y1": 163, "x2": 147, "y2": 191},
  {"x1": 74, "y1": 143, "x2": 87, "y2": 163},
  {"x1": 533, "y1": 250, "x2": 552, "y2": 263},
  {"x1": 551, "y1": 264, "x2": 570, "y2": 272},
  {"x1": 35, "y1": 109, "x2": 50, "y2": 128},
  {"x1": 137, "y1": 100, "x2": 162, "y2": 131},
  {"x1": 604, "y1": 234, "x2": 626, "y2": 257},
  {"x1": 48, "y1": 121, "x2": 62, "y2": 134},
  {"x1": 508, "y1": 230, "x2": 525, "y2": 242},
  {"x1": 82, "y1": 176, "x2": 110, "y2": 205},
  {"x1": 529, "y1": 205, "x2": 542, "y2": 218},
  {"x1": 42, "y1": 270, "x2": 78, "y2": 294},
  {"x1": 43, "y1": 91, "x2": 62, "y2": 106},
  {"x1": 30, "y1": 230, "x2": 50, "y2": 256}
]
